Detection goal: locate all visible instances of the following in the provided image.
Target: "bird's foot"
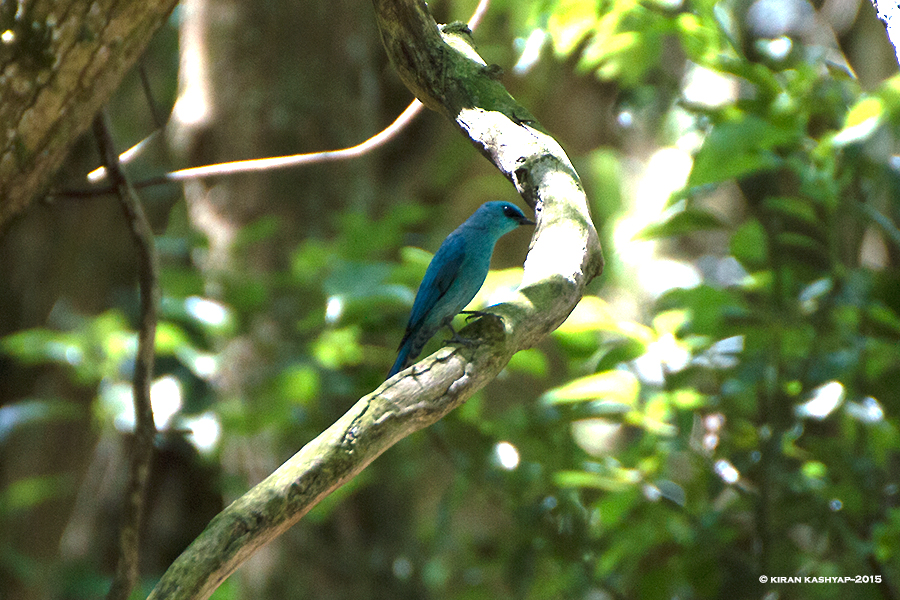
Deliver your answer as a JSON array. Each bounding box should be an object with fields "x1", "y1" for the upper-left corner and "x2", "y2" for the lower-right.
[
  {"x1": 443, "y1": 323, "x2": 478, "y2": 347},
  {"x1": 461, "y1": 310, "x2": 494, "y2": 322},
  {"x1": 444, "y1": 334, "x2": 478, "y2": 347},
  {"x1": 444, "y1": 331, "x2": 478, "y2": 346}
]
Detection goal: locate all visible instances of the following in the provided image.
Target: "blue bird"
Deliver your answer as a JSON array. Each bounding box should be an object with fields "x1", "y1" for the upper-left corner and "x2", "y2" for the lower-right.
[{"x1": 389, "y1": 201, "x2": 535, "y2": 377}]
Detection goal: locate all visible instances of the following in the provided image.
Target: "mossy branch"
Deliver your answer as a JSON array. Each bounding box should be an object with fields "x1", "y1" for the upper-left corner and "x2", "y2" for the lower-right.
[{"x1": 147, "y1": 1, "x2": 602, "y2": 598}]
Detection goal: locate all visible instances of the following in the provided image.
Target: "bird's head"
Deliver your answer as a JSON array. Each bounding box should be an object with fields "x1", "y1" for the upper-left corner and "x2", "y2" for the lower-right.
[{"x1": 474, "y1": 201, "x2": 535, "y2": 238}]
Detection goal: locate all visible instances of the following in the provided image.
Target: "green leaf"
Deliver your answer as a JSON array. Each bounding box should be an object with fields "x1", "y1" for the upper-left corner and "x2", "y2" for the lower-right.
[
  {"x1": 676, "y1": 13, "x2": 721, "y2": 64},
  {"x1": 653, "y1": 479, "x2": 686, "y2": 506},
  {"x1": 595, "y1": 338, "x2": 648, "y2": 372},
  {"x1": 0, "y1": 399, "x2": 83, "y2": 443},
  {"x1": 233, "y1": 215, "x2": 281, "y2": 251},
  {"x1": 657, "y1": 285, "x2": 742, "y2": 337},
  {"x1": 321, "y1": 258, "x2": 428, "y2": 326},
  {"x1": 1, "y1": 328, "x2": 68, "y2": 364},
  {"x1": 556, "y1": 295, "x2": 655, "y2": 342},
  {"x1": 872, "y1": 508, "x2": 900, "y2": 564},
  {"x1": 761, "y1": 196, "x2": 819, "y2": 229},
  {"x1": 730, "y1": 218, "x2": 767, "y2": 269},
  {"x1": 0, "y1": 311, "x2": 133, "y2": 383},
  {"x1": 832, "y1": 96, "x2": 884, "y2": 146},
  {"x1": 867, "y1": 303, "x2": 900, "y2": 336},
  {"x1": 154, "y1": 321, "x2": 191, "y2": 355},
  {"x1": 688, "y1": 115, "x2": 797, "y2": 188},
  {"x1": 277, "y1": 363, "x2": 320, "y2": 404},
  {"x1": 291, "y1": 239, "x2": 331, "y2": 283},
  {"x1": 542, "y1": 370, "x2": 639, "y2": 406},
  {"x1": 312, "y1": 327, "x2": 362, "y2": 369},
  {"x1": 222, "y1": 275, "x2": 268, "y2": 314},
  {"x1": 160, "y1": 267, "x2": 205, "y2": 298},
  {"x1": 547, "y1": 0, "x2": 598, "y2": 57},
  {"x1": 506, "y1": 348, "x2": 548, "y2": 377},
  {"x1": 633, "y1": 208, "x2": 726, "y2": 241},
  {"x1": 0, "y1": 475, "x2": 70, "y2": 515},
  {"x1": 554, "y1": 467, "x2": 642, "y2": 491},
  {"x1": 669, "y1": 388, "x2": 705, "y2": 409},
  {"x1": 776, "y1": 232, "x2": 829, "y2": 266}
]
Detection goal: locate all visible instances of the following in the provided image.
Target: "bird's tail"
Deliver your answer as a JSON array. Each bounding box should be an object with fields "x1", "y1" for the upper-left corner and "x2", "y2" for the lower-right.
[{"x1": 388, "y1": 338, "x2": 415, "y2": 377}]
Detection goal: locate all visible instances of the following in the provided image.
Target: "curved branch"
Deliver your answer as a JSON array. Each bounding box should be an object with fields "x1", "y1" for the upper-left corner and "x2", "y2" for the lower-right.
[
  {"x1": 75, "y1": 100, "x2": 424, "y2": 192},
  {"x1": 147, "y1": 1, "x2": 603, "y2": 598}
]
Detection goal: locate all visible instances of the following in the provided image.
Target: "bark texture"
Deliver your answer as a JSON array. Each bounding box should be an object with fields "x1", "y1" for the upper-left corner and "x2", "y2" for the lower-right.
[{"x1": 0, "y1": 0, "x2": 178, "y2": 230}]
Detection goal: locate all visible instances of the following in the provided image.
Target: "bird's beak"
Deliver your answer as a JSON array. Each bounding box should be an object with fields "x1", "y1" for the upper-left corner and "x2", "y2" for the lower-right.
[{"x1": 518, "y1": 215, "x2": 536, "y2": 226}]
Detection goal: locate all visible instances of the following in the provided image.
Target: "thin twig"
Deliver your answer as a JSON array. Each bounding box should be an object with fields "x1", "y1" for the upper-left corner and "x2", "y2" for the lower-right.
[
  {"x1": 93, "y1": 109, "x2": 160, "y2": 600},
  {"x1": 139, "y1": 61, "x2": 168, "y2": 130},
  {"x1": 86, "y1": 131, "x2": 161, "y2": 183},
  {"x1": 85, "y1": 62, "x2": 170, "y2": 183},
  {"x1": 858, "y1": 202, "x2": 900, "y2": 250},
  {"x1": 142, "y1": 97, "x2": 425, "y2": 183},
  {"x1": 60, "y1": 0, "x2": 493, "y2": 198},
  {"x1": 467, "y1": 0, "x2": 490, "y2": 29},
  {"x1": 62, "y1": 99, "x2": 424, "y2": 197}
]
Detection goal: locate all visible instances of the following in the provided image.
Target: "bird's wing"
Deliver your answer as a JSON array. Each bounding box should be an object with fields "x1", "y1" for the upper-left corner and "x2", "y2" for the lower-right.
[{"x1": 405, "y1": 233, "x2": 466, "y2": 335}]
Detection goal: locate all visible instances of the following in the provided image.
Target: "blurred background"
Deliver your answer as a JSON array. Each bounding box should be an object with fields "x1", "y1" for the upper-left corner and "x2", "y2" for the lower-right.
[{"x1": 2, "y1": 0, "x2": 900, "y2": 598}]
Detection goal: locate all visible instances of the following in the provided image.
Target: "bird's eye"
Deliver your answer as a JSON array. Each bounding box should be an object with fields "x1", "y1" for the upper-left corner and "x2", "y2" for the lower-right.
[{"x1": 502, "y1": 205, "x2": 516, "y2": 218}]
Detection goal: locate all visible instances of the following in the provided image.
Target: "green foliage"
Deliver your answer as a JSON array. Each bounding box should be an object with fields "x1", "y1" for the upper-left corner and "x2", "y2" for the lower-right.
[
  {"x1": 634, "y1": 207, "x2": 726, "y2": 240},
  {"x1": 1, "y1": 311, "x2": 134, "y2": 384},
  {"x1": 545, "y1": 0, "x2": 684, "y2": 86},
  {"x1": 0, "y1": 475, "x2": 71, "y2": 516},
  {"x1": 687, "y1": 114, "x2": 798, "y2": 188},
  {"x1": 3, "y1": 1, "x2": 900, "y2": 599},
  {"x1": 505, "y1": 0, "x2": 899, "y2": 597}
]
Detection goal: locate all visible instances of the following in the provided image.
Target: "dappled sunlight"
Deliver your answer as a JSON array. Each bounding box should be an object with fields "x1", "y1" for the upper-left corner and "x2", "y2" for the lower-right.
[
  {"x1": 614, "y1": 147, "x2": 693, "y2": 275},
  {"x1": 468, "y1": 268, "x2": 526, "y2": 309},
  {"x1": 631, "y1": 332, "x2": 691, "y2": 385},
  {"x1": 846, "y1": 396, "x2": 884, "y2": 423},
  {"x1": 150, "y1": 375, "x2": 183, "y2": 429},
  {"x1": 493, "y1": 441, "x2": 520, "y2": 470},
  {"x1": 103, "y1": 375, "x2": 184, "y2": 431},
  {"x1": 795, "y1": 381, "x2": 845, "y2": 420},
  {"x1": 325, "y1": 295, "x2": 344, "y2": 324},
  {"x1": 184, "y1": 412, "x2": 222, "y2": 454},
  {"x1": 682, "y1": 63, "x2": 739, "y2": 109},
  {"x1": 634, "y1": 258, "x2": 702, "y2": 299},
  {"x1": 570, "y1": 418, "x2": 623, "y2": 456},
  {"x1": 714, "y1": 459, "x2": 741, "y2": 485},
  {"x1": 513, "y1": 28, "x2": 548, "y2": 75}
]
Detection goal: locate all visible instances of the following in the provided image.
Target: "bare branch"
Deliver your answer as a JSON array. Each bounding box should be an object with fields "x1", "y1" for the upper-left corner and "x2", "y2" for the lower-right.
[
  {"x1": 468, "y1": 0, "x2": 492, "y2": 29},
  {"x1": 63, "y1": 93, "x2": 424, "y2": 197},
  {"x1": 93, "y1": 110, "x2": 160, "y2": 600},
  {"x1": 66, "y1": 0, "x2": 495, "y2": 196},
  {"x1": 139, "y1": 61, "x2": 169, "y2": 130},
  {"x1": 155, "y1": 99, "x2": 425, "y2": 182}
]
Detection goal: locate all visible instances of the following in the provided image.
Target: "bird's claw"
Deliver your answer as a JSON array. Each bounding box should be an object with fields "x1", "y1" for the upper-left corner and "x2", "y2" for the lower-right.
[
  {"x1": 462, "y1": 310, "x2": 493, "y2": 322},
  {"x1": 444, "y1": 334, "x2": 477, "y2": 347}
]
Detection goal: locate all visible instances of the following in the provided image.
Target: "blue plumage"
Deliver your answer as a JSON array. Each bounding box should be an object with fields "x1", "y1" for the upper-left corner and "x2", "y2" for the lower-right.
[{"x1": 389, "y1": 201, "x2": 535, "y2": 377}]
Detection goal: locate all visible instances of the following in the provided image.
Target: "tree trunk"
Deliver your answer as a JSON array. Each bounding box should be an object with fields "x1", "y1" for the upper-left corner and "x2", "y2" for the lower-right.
[{"x1": 0, "y1": 0, "x2": 178, "y2": 230}]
